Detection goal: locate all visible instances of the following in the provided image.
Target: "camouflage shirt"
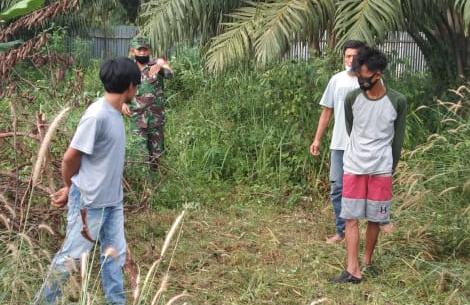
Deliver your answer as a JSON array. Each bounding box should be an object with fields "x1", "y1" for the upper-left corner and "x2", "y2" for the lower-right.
[{"x1": 133, "y1": 62, "x2": 165, "y2": 109}]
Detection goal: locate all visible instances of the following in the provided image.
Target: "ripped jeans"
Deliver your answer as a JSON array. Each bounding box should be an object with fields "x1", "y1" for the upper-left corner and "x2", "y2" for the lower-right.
[{"x1": 33, "y1": 184, "x2": 126, "y2": 305}]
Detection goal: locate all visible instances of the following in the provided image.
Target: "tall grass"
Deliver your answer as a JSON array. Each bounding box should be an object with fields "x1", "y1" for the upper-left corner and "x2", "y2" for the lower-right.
[
  {"x1": 126, "y1": 48, "x2": 437, "y2": 209},
  {"x1": 0, "y1": 44, "x2": 468, "y2": 304},
  {"x1": 394, "y1": 84, "x2": 470, "y2": 258}
]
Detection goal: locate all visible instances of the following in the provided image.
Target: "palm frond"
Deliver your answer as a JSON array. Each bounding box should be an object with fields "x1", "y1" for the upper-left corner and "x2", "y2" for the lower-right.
[
  {"x1": 334, "y1": 0, "x2": 402, "y2": 47},
  {"x1": 1, "y1": 0, "x2": 22, "y2": 12},
  {"x1": 71, "y1": 0, "x2": 123, "y2": 33},
  {"x1": 32, "y1": 0, "x2": 124, "y2": 39},
  {"x1": 0, "y1": 0, "x2": 79, "y2": 42},
  {"x1": 0, "y1": 0, "x2": 44, "y2": 22},
  {"x1": 205, "y1": 5, "x2": 259, "y2": 73},
  {"x1": 403, "y1": 0, "x2": 453, "y2": 23},
  {"x1": 140, "y1": 0, "x2": 190, "y2": 54},
  {"x1": 0, "y1": 39, "x2": 22, "y2": 52},
  {"x1": 254, "y1": 0, "x2": 330, "y2": 66},
  {"x1": 139, "y1": 0, "x2": 244, "y2": 55},
  {"x1": 455, "y1": 0, "x2": 470, "y2": 34}
]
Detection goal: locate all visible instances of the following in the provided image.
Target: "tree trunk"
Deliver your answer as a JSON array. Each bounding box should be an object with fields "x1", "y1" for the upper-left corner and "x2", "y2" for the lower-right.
[
  {"x1": 402, "y1": 2, "x2": 470, "y2": 93},
  {"x1": 309, "y1": 32, "x2": 321, "y2": 56}
]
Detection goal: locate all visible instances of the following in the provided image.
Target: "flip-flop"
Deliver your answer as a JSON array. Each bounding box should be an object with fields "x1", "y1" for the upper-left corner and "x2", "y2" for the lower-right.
[{"x1": 331, "y1": 270, "x2": 362, "y2": 284}]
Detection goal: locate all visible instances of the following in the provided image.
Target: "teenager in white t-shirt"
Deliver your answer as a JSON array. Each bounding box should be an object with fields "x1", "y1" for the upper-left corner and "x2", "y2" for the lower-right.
[{"x1": 310, "y1": 40, "x2": 365, "y2": 244}]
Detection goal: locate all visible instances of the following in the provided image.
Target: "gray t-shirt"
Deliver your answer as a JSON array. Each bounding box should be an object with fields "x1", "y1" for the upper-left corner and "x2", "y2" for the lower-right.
[
  {"x1": 319, "y1": 70, "x2": 359, "y2": 150},
  {"x1": 343, "y1": 89, "x2": 407, "y2": 175},
  {"x1": 70, "y1": 98, "x2": 126, "y2": 208}
]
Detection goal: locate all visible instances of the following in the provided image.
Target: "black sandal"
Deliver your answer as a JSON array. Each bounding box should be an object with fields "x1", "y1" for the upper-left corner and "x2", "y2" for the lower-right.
[{"x1": 331, "y1": 270, "x2": 362, "y2": 284}]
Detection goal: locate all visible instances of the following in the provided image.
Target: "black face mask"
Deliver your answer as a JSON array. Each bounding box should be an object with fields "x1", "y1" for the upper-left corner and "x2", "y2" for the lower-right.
[
  {"x1": 358, "y1": 73, "x2": 378, "y2": 91},
  {"x1": 135, "y1": 55, "x2": 150, "y2": 64}
]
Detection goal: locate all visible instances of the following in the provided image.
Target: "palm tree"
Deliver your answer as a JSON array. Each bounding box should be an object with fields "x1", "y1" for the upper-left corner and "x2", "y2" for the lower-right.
[
  {"x1": 138, "y1": 0, "x2": 334, "y2": 70},
  {"x1": 138, "y1": 0, "x2": 245, "y2": 54},
  {"x1": 0, "y1": 0, "x2": 123, "y2": 86},
  {"x1": 118, "y1": 0, "x2": 141, "y2": 23},
  {"x1": 336, "y1": 0, "x2": 470, "y2": 89},
  {"x1": 139, "y1": 0, "x2": 470, "y2": 87}
]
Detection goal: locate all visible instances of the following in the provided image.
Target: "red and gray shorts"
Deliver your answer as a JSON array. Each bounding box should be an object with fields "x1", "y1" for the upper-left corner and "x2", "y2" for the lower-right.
[{"x1": 340, "y1": 173, "x2": 392, "y2": 222}]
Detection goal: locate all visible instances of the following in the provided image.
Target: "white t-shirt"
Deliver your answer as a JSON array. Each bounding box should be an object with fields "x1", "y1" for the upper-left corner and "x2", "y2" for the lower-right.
[
  {"x1": 319, "y1": 70, "x2": 359, "y2": 150},
  {"x1": 70, "y1": 98, "x2": 126, "y2": 208}
]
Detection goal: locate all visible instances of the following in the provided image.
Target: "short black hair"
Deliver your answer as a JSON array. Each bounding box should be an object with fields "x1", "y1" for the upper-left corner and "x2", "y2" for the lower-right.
[
  {"x1": 352, "y1": 46, "x2": 388, "y2": 73},
  {"x1": 342, "y1": 40, "x2": 366, "y2": 55},
  {"x1": 99, "y1": 57, "x2": 141, "y2": 93}
]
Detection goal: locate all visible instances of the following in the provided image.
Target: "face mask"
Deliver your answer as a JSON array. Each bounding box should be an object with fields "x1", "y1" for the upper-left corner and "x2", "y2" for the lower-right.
[
  {"x1": 135, "y1": 55, "x2": 150, "y2": 64},
  {"x1": 358, "y1": 73, "x2": 378, "y2": 91},
  {"x1": 345, "y1": 65, "x2": 352, "y2": 72}
]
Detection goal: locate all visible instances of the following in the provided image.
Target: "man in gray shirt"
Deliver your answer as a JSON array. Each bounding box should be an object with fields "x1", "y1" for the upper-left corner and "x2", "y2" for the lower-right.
[
  {"x1": 34, "y1": 57, "x2": 141, "y2": 304},
  {"x1": 332, "y1": 47, "x2": 407, "y2": 284},
  {"x1": 310, "y1": 40, "x2": 366, "y2": 244}
]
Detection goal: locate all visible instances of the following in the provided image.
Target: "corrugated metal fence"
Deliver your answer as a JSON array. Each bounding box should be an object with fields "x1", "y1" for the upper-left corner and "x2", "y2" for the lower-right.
[
  {"x1": 380, "y1": 32, "x2": 427, "y2": 75},
  {"x1": 82, "y1": 26, "x2": 427, "y2": 75},
  {"x1": 286, "y1": 32, "x2": 427, "y2": 75},
  {"x1": 89, "y1": 25, "x2": 138, "y2": 58}
]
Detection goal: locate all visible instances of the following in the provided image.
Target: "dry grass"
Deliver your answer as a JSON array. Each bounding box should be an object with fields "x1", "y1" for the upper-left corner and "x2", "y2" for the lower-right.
[
  {"x1": 31, "y1": 107, "x2": 70, "y2": 186},
  {"x1": 124, "y1": 194, "x2": 469, "y2": 305}
]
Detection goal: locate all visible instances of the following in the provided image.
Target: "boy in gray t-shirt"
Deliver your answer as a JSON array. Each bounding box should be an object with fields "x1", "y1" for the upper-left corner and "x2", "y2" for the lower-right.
[
  {"x1": 34, "y1": 58, "x2": 141, "y2": 305},
  {"x1": 332, "y1": 47, "x2": 407, "y2": 284}
]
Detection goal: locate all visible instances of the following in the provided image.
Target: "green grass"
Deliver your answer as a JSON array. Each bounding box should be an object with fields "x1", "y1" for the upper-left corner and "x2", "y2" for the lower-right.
[
  {"x1": 1, "y1": 194, "x2": 469, "y2": 304},
  {"x1": 0, "y1": 48, "x2": 468, "y2": 305},
  {"x1": 124, "y1": 193, "x2": 469, "y2": 305}
]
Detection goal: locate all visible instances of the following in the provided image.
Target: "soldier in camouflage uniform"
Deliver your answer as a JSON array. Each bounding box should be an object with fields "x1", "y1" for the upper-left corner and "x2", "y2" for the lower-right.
[{"x1": 122, "y1": 37, "x2": 173, "y2": 170}]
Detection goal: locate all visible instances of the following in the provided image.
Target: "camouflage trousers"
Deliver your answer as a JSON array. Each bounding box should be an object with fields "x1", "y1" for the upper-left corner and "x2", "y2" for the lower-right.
[{"x1": 130, "y1": 96, "x2": 165, "y2": 169}]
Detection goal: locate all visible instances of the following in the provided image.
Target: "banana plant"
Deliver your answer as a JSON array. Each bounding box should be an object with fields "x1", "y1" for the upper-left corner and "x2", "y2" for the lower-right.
[{"x1": 0, "y1": 0, "x2": 45, "y2": 52}]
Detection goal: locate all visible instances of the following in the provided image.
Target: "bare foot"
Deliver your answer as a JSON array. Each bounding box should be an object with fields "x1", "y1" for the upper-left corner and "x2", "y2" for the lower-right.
[
  {"x1": 326, "y1": 234, "x2": 344, "y2": 244},
  {"x1": 380, "y1": 222, "x2": 395, "y2": 234}
]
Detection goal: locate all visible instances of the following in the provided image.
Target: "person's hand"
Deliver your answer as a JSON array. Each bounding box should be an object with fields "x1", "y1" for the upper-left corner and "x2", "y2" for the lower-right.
[
  {"x1": 149, "y1": 64, "x2": 161, "y2": 77},
  {"x1": 149, "y1": 58, "x2": 172, "y2": 78},
  {"x1": 157, "y1": 58, "x2": 173, "y2": 76},
  {"x1": 310, "y1": 140, "x2": 321, "y2": 157},
  {"x1": 121, "y1": 103, "x2": 131, "y2": 117},
  {"x1": 50, "y1": 186, "x2": 70, "y2": 208}
]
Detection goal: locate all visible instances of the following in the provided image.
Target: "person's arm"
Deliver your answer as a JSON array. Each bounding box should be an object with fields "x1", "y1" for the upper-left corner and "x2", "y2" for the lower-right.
[
  {"x1": 310, "y1": 107, "x2": 333, "y2": 156},
  {"x1": 392, "y1": 95, "x2": 407, "y2": 172},
  {"x1": 310, "y1": 76, "x2": 336, "y2": 157},
  {"x1": 148, "y1": 58, "x2": 173, "y2": 81},
  {"x1": 344, "y1": 92, "x2": 355, "y2": 136},
  {"x1": 62, "y1": 148, "x2": 82, "y2": 187},
  {"x1": 156, "y1": 58, "x2": 173, "y2": 78},
  {"x1": 121, "y1": 103, "x2": 132, "y2": 116},
  {"x1": 51, "y1": 115, "x2": 98, "y2": 207},
  {"x1": 51, "y1": 147, "x2": 81, "y2": 207}
]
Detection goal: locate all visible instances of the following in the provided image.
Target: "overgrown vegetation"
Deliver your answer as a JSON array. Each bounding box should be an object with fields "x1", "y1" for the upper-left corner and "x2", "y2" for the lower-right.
[
  {"x1": 0, "y1": 41, "x2": 468, "y2": 305},
  {"x1": 140, "y1": 0, "x2": 470, "y2": 90}
]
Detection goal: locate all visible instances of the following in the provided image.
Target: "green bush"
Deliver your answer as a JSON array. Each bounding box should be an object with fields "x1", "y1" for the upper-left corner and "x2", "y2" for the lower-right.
[
  {"x1": 137, "y1": 51, "x2": 336, "y2": 205},
  {"x1": 121, "y1": 48, "x2": 437, "y2": 208}
]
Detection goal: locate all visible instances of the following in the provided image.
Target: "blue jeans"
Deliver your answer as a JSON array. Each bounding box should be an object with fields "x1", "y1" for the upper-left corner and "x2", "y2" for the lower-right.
[
  {"x1": 330, "y1": 150, "x2": 345, "y2": 237},
  {"x1": 33, "y1": 184, "x2": 126, "y2": 305}
]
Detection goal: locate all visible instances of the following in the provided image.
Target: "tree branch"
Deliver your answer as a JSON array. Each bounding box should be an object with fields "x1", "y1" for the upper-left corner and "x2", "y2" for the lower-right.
[{"x1": 0, "y1": 132, "x2": 39, "y2": 140}]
